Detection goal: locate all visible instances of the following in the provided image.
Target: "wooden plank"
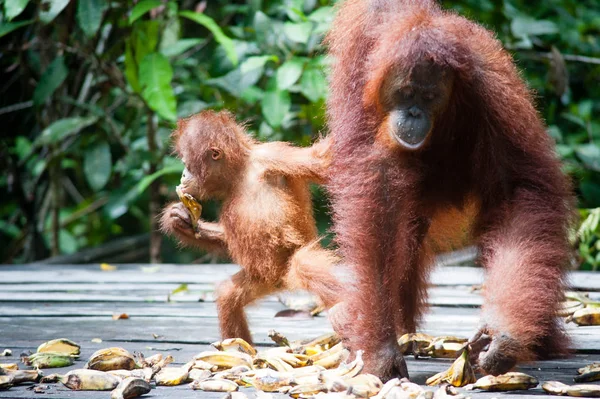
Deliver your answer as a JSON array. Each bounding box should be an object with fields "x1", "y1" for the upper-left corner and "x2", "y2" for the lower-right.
[
  {"x1": 1, "y1": 306, "x2": 599, "y2": 350},
  {"x1": 2, "y1": 264, "x2": 600, "y2": 291},
  {"x1": 0, "y1": 286, "x2": 485, "y2": 307}
]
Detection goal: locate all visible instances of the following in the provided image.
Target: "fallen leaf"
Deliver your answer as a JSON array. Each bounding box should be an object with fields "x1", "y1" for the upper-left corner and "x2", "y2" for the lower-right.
[
  {"x1": 91, "y1": 338, "x2": 102, "y2": 343},
  {"x1": 171, "y1": 283, "x2": 189, "y2": 295},
  {"x1": 274, "y1": 309, "x2": 313, "y2": 319},
  {"x1": 112, "y1": 313, "x2": 129, "y2": 320},
  {"x1": 100, "y1": 263, "x2": 117, "y2": 271}
]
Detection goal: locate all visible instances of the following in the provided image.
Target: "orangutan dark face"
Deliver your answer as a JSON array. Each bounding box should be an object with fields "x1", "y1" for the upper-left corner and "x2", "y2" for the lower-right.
[{"x1": 388, "y1": 61, "x2": 453, "y2": 149}]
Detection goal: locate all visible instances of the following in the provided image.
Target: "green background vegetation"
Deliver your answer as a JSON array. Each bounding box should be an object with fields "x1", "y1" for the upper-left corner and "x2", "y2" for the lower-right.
[{"x1": 0, "y1": 0, "x2": 599, "y2": 268}]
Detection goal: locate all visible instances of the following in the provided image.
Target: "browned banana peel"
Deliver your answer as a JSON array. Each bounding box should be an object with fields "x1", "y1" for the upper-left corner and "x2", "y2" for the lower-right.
[
  {"x1": 176, "y1": 185, "x2": 202, "y2": 228},
  {"x1": 543, "y1": 381, "x2": 600, "y2": 397},
  {"x1": 575, "y1": 363, "x2": 600, "y2": 383}
]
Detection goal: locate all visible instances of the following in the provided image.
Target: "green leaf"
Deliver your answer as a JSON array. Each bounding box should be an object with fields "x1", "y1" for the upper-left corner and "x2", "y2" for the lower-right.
[
  {"x1": 59, "y1": 229, "x2": 78, "y2": 254},
  {"x1": 134, "y1": 21, "x2": 160, "y2": 65},
  {"x1": 277, "y1": 58, "x2": 305, "y2": 90},
  {"x1": 308, "y1": 6, "x2": 333, "y2": 22},
  {"x1": 180, "y1": 10, "x2": 238, "y2": 65},
  {"x1": 160, "y1": 38, "x2": 203, "y2": 57},
  {"x1": 77, "y1": 0, "x2": 107, "y2": 37},
  {"x1": 129, "y1": 0, "x2": 161, "y2": 24},
  {"x1": 253, "y1": 11, "x2": 271, "y2": 45},
  {"x1": 124, "y1": 41, "x2": 141, "y2": 92},
  {"x1": 0, "y1": 19, "x2": 33, "y2": 38},
  {"x1": 511, "y1": 17, "x2": 558, "y2": 38},
  {"x1": 170, "y1": 283, "x2": 188, "y2": 295},
  {"x1": 84, "y1": 141, "x2": 112, "y2": 191},
  {"x1": 5, "y1": 0, "x2": 29, "y2": 20},
  {"x1": 33, "y1": 56, "x2": 69, "y2": 106},
  {"x1": 139, "y1": 53, "x2": 177, "y2": 121},
  {"x1": 262, "y1": 89, "x2": 291, "y2": 128},
  {"x1": 0, "y1": 220, "x2": 21, "y2": 238},
  {"x1": 159, "y1": 2, "x2": 180, "y2": 55},
  {"x1": 576, "y1": 144, "x2": 600, "y2": 172},
  {"x1": 39, "y1": 0, "x2": 70, "y2": 23},
  {"x1": 240, "y1": 55, "x2": 277, "y2": 74},
  {"x1": 136, "y1": 164, "x2": 184, "y2": 194},
  {"x1": 34, "y1": 116, "x2": 98, "y2": 148},
  {"x1": 283, "y1": 21, "x2": 313, "y2": 44},
  {"x1": 300, "y1": 67, "x2": 327, "y2": 102}
]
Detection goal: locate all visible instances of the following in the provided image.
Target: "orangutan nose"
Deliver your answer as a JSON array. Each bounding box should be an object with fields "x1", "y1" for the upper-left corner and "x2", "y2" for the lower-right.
[{"x1": 408, "y1": 106, "x2": 423, "y2": 118}]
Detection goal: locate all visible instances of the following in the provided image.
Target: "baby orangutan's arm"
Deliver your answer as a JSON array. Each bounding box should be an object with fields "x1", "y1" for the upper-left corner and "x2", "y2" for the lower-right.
[
  {"x1": 160, "y1": 202, "x2": 227, "y2": 256},
  {"x1": 253, "y1": 136, "x2": 331, "y2": 184}
]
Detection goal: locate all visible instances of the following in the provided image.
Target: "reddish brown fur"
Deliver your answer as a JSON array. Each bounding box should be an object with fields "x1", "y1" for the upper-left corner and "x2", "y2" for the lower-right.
[
  {"x1": 325, "y1": 0, "x2": 575, "y2": 379},
  {"x1": 160, "y1": 110, "x2": 341, "y2": 343}
]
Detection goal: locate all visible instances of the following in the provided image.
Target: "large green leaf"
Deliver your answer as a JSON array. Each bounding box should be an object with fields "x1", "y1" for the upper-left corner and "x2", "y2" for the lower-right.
[
  {"x1": 139, "y1": 53, "x2": 177, "y2": 121},
  {"x1": 136, "y1": 164, "x2": 184, "y2": 194},
  {"x1": 160, "y1": 38, "x2": 202, "y2": 58},
  {"x1": 129, "y1": 0, "x2": 161, "y2": 24},
  {"x1": 84, "y1": 140, "x2": 112, "y2": 191},
  {"x1": 283, "y1": 21, "x2": 313, "y2": 44},
  {"x1": 77, "y1": 0, "x2": 107, "y2": 37},
  {"x1": 39, "y1": 0, "x2": 70, "y2": 23},
  {"x1": 34, "y1": 116, "x2": 99, "y2": 148},
  {"x1": 511, "y1": 17, "x2": 558, "y2": 38},
  {"x1": 277, "y1": 57, "x2": 305, "y2": 90},
  {"x1": 576, "y1": 144, "x2": 600, "y2": 172},
  {"x1": 5, "y1": 0, "x2": 29, "y2": 20},
  {"x1": 240, "y1": 55, "x2": 277, "y2": 74},
  {"x1": 133, "y1": 21, "x2": 160, "y2": 66},
  {"x1": 124, "y1": 41, "x2": 141, "y2": 92},
  {"x1": 300, "y1": 67, "x2": 327, "y2": 102},
  {"x1": 262, "y1": 88, "x2": 291, "y2": 128},
  {"x1": 0, "y1": 19, "x2": 33, "y2": 38},
  {"x1": 180, "y1": 10, "x2": 238, "y2": 65},
  {"x1": 33, "y1": 56, "x2": 69, "y2": 106}
]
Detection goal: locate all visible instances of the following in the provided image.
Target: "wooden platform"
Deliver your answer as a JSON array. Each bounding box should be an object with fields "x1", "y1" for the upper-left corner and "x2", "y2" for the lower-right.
[{"x1": 1, "y1": 263, "x2": 600, "y2": 398}]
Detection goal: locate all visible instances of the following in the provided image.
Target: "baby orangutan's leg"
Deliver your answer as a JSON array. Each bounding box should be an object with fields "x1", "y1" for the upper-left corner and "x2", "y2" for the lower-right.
[
  {"x1": 286, "y1": 242, "x2": 348, "y2": 308},
  {"x1": 215, "y1": 270, "x2": 277, "y2": 343}
]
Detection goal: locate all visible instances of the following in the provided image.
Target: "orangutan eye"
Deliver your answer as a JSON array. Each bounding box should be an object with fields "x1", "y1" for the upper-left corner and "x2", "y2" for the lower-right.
[
  {"x1": 211, "y1": 148, "x2": 223, "y2": 160},
  {"x1": 423, "y1": 92, "x2": 436, "y2": 102},
  {"x1": 400, "y1": 87, "x2": 415, "y2": 100}
]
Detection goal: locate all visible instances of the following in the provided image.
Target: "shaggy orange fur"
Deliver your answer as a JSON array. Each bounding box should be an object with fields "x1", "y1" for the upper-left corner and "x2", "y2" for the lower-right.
[
  {"x1": 160, "y1": 110, "x2": 341, "y2": 343},
  {"x1": 325, "y1": 0, "x2": 575, "y2": 380}
]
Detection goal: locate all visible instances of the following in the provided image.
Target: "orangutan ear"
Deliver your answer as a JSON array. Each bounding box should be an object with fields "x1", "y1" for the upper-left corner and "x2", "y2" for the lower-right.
[{"x1": 210, "y1": 147, "x2": 223, "y2": 160}]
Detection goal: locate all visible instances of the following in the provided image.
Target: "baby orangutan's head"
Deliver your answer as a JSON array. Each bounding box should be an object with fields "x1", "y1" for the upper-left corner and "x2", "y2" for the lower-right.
[{"x1": 173, "y1": 110, "x2": 253, "y2": 200}]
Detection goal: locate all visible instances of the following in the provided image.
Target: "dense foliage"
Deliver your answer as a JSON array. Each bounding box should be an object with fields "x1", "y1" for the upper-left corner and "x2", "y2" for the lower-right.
[{"x1": 0, "y1": 0, "x2": 599, "y2": 267}]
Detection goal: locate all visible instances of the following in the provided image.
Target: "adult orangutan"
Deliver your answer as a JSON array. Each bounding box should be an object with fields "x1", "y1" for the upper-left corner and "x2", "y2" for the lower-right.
[
  {"x1": 160, "y1": 110, "x2": 341, "y2": 343},
  {"x1": 325, "y1": 0, "x2": 575, "y2": 380}
]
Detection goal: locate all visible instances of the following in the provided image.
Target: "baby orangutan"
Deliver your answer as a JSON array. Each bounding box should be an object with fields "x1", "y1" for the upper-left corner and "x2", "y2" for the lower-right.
[{"x1": 160, "y1": 110, "x2": 341, "y2": 343}]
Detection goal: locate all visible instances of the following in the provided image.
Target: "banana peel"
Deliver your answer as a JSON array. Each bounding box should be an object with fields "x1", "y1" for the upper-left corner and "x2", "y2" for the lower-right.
[
  {"x1": 37, "y1": 338, "x2": 80, "y2": 356},
  {"x1": 60, "y1": 369, "x2": 121, "y2": 390},
  {"x1": 194, "y1": 351, "x2": 253, "y2": 369},
  {"x1": 212, "y1": 338, "x2": 257, "y2": 356},
  {"x1": 176, "y1": 185, "x2": 202, "y2": 228},
  {"x1": 86, "y1": 347, "x2": 137, "y2": 371},
  {"x1": 575, "y1": 363, "x2": 600, "y2": 383},
  {"x1": 24, "y1": 352, "x2": 75, "y2": 368},
  {"x1": 567, "y1": 307, "x2": 600, "y2": 326},
  {"x1": 543, "y1": 381, "x2": 600, "y2": 397},
  {"x1": 467, "y1": 372, "x2": 538, "y2": 392},
  {"x1": 110, "y1": 377, "x2": 151, "y2": 399},
  {"x1": 426, "y1": 348, "x2": 475, "y2": 387},
  {"x1": 190, "y1": 378, "x2": 239, "y2": 392}
]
